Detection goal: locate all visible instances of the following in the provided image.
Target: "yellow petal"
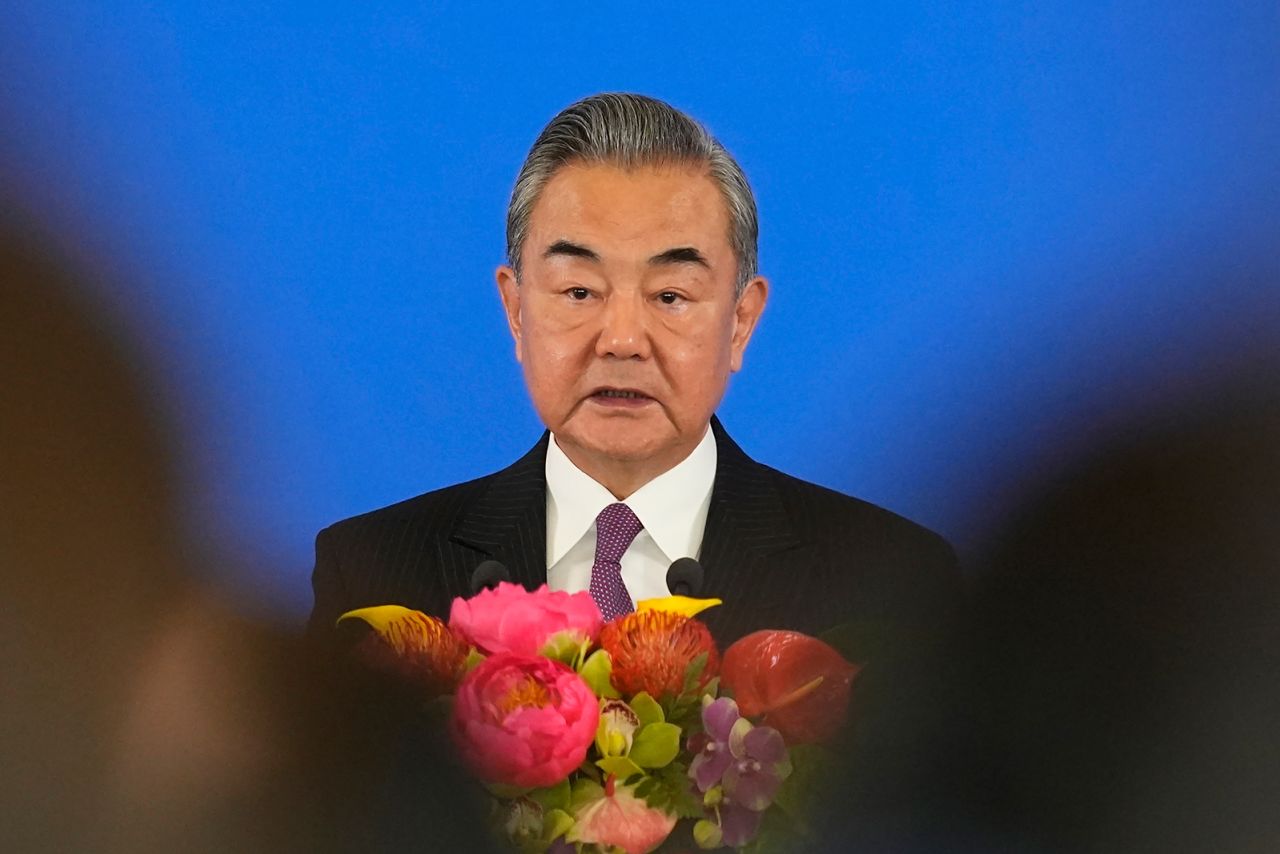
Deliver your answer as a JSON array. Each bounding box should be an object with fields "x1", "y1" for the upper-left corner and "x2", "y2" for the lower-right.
[
  {"x1": 337, "y1": 604, "x2": 423, "y2": 633},
  {"x1": 337, "y1": 605, "x2": 445, "y2": 657},
  {"x1": 634, "y1": 595, "x2": 722, "y2": 618}
]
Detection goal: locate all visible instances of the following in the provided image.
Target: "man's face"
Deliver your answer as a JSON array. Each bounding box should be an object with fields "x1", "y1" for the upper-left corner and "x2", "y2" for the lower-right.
[{"x1": 496, "y1": 162, "x2": 767, "y2": 487}]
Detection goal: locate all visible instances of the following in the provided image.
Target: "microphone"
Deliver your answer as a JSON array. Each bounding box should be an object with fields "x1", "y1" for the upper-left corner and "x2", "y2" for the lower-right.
[
  {"x1": 470, "y1": 559, "x2": 511, "y2": 595},
  {"x1": 666, "y1": 557, "x2": 704, "y2": 597}
]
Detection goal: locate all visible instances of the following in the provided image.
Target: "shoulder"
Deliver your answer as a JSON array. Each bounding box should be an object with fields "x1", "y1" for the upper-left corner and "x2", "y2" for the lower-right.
[
  {"x1": 765, "y1": 464, "x2": 962, "y2": 621},
  {"x1": 711, "y1": 418, "x2": 952, "y2": 563},
  {"x1": 317, "y1": 474, "x2": 489, "y2": 551},
  {"x1": 316, "y1": 431, "x2": 548, "y2": 556},
  {"x1": 764, "y1": 464, "x2": 954, "y2": 561}
]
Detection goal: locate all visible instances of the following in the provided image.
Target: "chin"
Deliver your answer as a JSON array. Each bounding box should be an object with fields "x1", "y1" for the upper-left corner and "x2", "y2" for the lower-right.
[
  {"x1": 567, "y1": 428, "x2": 671, "y2": 464},
  {"x1": 585, "y1": 437, "x2": 664, "y2": 463}
]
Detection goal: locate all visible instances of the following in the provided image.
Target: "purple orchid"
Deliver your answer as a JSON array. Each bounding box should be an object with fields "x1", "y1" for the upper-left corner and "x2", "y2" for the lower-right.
[
  {"x1": 688, "y1": 697, "x2": 793, "y2": 848},
  {"x1": 690, "y1": 696, "x2": 740, "y2": 792}
]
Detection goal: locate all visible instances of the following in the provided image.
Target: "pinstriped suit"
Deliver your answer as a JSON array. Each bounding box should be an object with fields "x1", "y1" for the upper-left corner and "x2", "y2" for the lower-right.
[{"x1": 308, "y1": 417, "x2": 958, "y2": 647}]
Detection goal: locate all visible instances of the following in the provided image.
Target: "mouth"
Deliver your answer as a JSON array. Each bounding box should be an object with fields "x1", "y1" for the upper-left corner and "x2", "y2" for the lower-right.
[{"x1": 587, "y1": 387, "x2": 656, "y2": 408}]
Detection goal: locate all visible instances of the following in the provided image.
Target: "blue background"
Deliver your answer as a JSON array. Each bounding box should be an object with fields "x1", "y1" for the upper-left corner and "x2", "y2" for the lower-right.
[{"x1": 4, "y1": 3, "x2": 1277, "y2": 619}]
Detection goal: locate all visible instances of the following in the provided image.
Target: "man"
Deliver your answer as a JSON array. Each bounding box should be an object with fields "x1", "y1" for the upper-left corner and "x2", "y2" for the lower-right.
[{"x1": 309, "y1": 93, "x2": 957, "y2": 647}]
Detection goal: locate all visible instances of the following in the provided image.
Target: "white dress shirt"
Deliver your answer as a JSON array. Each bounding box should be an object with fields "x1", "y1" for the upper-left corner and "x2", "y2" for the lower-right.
[{"x1": 545, "y1": 426, "x2": 717, "y2": 602}]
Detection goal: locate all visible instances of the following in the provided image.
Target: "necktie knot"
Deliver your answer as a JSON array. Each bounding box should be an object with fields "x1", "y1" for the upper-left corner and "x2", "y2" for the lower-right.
[{"x1": 593, "y1": 502, "x2": 643, "y2": 563}]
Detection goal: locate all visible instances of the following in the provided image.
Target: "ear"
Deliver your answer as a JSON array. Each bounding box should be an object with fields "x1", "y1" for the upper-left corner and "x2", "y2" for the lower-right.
[
  {"x1": 729, "y1": 276, "x2": 768, "y2": 372},
  {"x1": 495, "y1": 265, "x2": 523, "y2": 363}
]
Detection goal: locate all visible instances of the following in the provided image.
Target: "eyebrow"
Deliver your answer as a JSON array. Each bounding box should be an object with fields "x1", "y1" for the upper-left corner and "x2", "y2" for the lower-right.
[
  {"x1": 542, "y1": 240, "x2": 710, "y2": 270},
  {"x1": 648, "y1": 246, "x2": 710, "y2": 269},
  {"x1": 543, "y1": 240, "x2": 599, "y2": 262}
]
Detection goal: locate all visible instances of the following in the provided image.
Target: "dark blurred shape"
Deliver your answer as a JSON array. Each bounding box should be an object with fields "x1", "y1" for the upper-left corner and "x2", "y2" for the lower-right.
[
  {"x1": 824, "y1": 373, "x2": 1280, "y2": 853},
  {"x1": 0, "y1": 216, "x2": 185, "y2": 850},
  {"x1": 0, "y1": 216, "x2": 496, "y2": 852},
  {"x1": 967, "y1": 381, "x2": 1280, "y2": 853}
]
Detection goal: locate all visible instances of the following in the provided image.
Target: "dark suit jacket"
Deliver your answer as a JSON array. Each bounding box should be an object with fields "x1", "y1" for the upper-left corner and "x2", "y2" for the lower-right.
[{"x1": 308, "y1": 418, "x2": 958, "y2": 649}]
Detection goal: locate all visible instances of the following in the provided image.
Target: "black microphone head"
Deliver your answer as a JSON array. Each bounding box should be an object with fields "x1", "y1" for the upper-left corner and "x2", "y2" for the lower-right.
[
  {"x1": 666, "y1": 557, "x2": 704, "y2": 597},
  {"x1": 470, "y1": 559, "x2": 511, "y2": 595}
]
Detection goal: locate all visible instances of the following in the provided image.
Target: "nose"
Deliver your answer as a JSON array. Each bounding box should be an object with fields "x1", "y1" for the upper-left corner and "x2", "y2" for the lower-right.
[{"x1": 595, "y1": 291, "x2": 651, "y2": 360}]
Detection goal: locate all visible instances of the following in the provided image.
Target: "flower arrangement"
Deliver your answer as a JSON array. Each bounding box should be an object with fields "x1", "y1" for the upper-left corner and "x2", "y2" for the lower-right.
[{"x1": 339, "y1": 584, "x2": 859, "y2": 853}]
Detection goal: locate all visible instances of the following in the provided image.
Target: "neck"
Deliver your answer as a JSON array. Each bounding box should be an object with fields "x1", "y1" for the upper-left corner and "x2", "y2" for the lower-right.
[{"x1": 554, "y1": 434, "x2": 705, "y2": 499}]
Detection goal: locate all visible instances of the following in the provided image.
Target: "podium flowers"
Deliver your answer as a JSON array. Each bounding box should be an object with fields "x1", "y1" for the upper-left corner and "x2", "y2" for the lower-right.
[{"x1": 340, "y1": 586, "x2": 859, "y2": 851}]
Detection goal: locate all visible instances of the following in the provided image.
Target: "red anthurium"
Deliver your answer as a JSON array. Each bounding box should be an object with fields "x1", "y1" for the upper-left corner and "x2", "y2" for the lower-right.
[{"x1": 720, "y1": 630, "x2": 860, "y2": 745}]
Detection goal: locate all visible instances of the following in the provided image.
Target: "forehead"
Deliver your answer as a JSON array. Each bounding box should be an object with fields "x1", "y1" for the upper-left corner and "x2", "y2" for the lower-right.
[{"x1": 526, "y1": 162, "x2": 732, "y2": 260}]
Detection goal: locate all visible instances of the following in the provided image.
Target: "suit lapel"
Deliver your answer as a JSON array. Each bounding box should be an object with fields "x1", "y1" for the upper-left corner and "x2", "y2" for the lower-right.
[
  {"x1": 450, "y1": 433, "x2": 550, "y2": 590},
  {"x1": 699, "y1": 417, "x2": 800, "y2": 604}
]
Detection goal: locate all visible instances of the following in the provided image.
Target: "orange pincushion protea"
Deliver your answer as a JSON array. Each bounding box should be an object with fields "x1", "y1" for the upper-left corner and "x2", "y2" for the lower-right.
[
  {"x1": 340, "y1": 605, "x2": 469, "y2": 697},
  {"x1": 598, "y1": 610, "x2": 719, "y2": 700}
]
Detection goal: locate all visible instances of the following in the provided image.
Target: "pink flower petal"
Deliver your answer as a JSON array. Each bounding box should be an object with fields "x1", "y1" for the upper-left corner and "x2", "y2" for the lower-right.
[
  {"x1": 569, "y1": 784, "x2": 676, "y2": 854},
  {"x1": 451, "y1": 652, "x2": 599, "y2": 788}
]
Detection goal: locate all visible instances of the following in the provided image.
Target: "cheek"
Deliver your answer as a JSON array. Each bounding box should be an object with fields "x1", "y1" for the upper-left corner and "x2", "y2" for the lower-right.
[
  {"x1": 670, "y1": 318, "x2": 736, "y2": 372},
  {"x1": 663, "y1": 334, "x2": 734, "y2": 409},
  {"x1": 520, "y1": 328, "x2": 589, "y2": 401}
]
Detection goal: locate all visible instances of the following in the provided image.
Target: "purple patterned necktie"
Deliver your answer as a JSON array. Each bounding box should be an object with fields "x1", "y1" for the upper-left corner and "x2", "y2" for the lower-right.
[{"x1": 589, "y1": 502, "x2": 643, "y2": 621}]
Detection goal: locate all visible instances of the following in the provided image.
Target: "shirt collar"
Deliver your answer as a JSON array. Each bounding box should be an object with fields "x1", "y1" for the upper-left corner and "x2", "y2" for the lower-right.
[{"x1": 544, "y1": 426, "x2": 718, "y2": 566}]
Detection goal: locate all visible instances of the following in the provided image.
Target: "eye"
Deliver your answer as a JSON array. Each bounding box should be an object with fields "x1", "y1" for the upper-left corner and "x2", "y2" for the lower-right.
[
  {"x1": 565, "y1": 287, "x2": 591, "y2": 301},
  {"x1": 657, "y1": 291, "x2": 683, "y2": 305}
]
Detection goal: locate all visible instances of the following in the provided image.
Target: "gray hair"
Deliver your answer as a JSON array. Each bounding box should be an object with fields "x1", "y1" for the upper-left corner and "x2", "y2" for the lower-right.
[{"x1": 505, "y1": 93, "x2": 759, "y2": 295}]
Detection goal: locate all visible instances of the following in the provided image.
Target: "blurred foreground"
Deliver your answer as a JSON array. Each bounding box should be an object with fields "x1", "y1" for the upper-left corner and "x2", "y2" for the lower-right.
[{"x1": 0, "y1": 221, "x2": 495, "y2": 852}]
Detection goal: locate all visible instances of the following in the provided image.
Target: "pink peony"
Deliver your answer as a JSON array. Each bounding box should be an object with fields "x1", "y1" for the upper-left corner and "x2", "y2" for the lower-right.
[
  {"x1": 568, "y1": 775, "x2": 677, "y2": 853},
  {"x1": 450, "y1": 652, "x2": 599, "y2": 788},
  {"x1": 449, "y1": 582, "x2": 603, "y2": 657}
]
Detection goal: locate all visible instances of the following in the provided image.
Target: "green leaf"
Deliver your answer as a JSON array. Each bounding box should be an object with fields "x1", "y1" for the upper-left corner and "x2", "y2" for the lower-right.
[
  {"x1": 464, "y1": 647, "x2": 486, "y2": 672},
  {"x1": 528, "y1": 778, "x2": 571, "y2": 813},
  {"x1": 541, "y1": 808, "x2": 574, "y2": 843},
  {"x1": 681, "y1": 651, "x2": 709, "y2": 694},
  {"x1": 662, "y1": 693, "x2": 703, "y2": 731},
  {"x1": 630, "y1": 721, "x2": 681, "y2": 769},
  {"x1": 595, "y1": 755, "x2": 644, "y2": 780},
  {"x1": 578, "y1": 649, "x2": 620, "y2": 699},
  {"x1": 630, "y1": 691, "x2": 665, "y2": 727},
  {"x1": 569, "y1": 777, "x2": 604, "y2": 810},
  {"x1": 637, "y1": 760, "x2": 703, "y2": 819},
  {"x1": 539, "y1": 630, "x2": 586, "y2": 665}
]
